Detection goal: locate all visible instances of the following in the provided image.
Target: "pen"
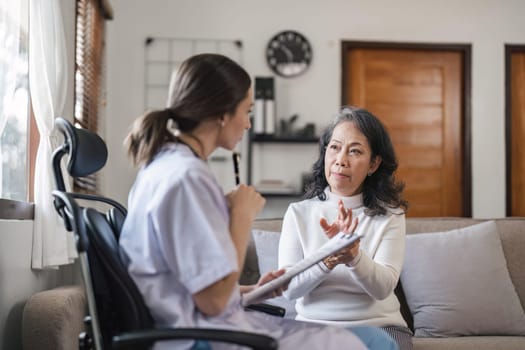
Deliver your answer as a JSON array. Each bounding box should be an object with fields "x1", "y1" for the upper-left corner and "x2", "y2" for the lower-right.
[{"x1": 232, "y1": 152, "x2": 240, "y2": 185}]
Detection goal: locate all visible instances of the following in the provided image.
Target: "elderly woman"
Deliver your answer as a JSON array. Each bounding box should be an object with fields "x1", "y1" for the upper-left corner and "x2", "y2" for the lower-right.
[{"x1": 279, "y1": 106, "x2": 412, "y2": 350}]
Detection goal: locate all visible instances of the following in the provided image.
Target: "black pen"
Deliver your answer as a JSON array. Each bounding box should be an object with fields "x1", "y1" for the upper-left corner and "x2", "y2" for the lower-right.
[{"x1": 232, "y1": 152, "x2": 240, "y2": 185}]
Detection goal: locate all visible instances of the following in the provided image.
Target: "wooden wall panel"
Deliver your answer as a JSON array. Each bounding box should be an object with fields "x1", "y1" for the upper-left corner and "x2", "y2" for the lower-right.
[{"x1": 510, "y1": 51, "x2": 525, "y2": 216}]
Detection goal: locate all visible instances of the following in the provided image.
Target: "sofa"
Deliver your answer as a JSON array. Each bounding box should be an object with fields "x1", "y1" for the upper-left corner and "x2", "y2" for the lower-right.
[
  {"x1": 242, "y1": 217, "x2": 525, "y2": 350},
  {"x1": 22, "y1": 217, "x2": 525, "y2": 350}
]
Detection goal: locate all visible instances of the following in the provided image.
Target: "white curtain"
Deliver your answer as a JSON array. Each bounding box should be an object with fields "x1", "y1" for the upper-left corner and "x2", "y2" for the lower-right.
[{"x1": 30, "y1": 0, "x2": 76, "y2": 269}]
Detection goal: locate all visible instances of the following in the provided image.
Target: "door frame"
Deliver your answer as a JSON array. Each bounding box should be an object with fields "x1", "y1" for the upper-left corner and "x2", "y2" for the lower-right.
[
  {"x1": 341, "y1": 41, "x2": 472, "y2": 217},
  {"x1": 505, "y1": 44, "x2": 525, "y2": 216}
]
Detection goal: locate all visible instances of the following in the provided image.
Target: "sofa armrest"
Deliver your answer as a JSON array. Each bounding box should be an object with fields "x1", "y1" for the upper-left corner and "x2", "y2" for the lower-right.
[{"x1": 22, "y1": 285, "x2": 86, "y2": 350}]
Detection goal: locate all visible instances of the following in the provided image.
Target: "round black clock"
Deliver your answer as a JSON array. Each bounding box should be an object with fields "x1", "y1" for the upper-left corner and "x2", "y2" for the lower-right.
[{"x1": 266, "y1": 30, "x2": 312, "y2": 78}]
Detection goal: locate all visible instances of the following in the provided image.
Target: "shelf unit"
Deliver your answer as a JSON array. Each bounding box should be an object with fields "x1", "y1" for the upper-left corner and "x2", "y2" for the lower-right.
[{"x1": 247, "y1": 134, "x2": 319, "y2": 197}]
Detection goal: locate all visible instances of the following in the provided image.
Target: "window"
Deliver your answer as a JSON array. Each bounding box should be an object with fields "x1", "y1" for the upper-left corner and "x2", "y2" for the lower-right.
[
  {"x1": 0, "y1": 0, "x2": 29, "y2": 202},
  {"x1": 0, "y1": 0, "x2": 111, "y2": 206}
]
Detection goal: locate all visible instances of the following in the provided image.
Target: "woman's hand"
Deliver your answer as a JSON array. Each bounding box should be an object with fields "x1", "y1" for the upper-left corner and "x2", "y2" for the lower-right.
[
  {"x1": 322, "y1": 242, "x2": 360, "y2": 269},
  {"x1": 240, "y1": 268, "x2": 287, "y2": 298},
  {"x1": 319, "y1": 200, "x2": 360, "y2": 269},
  {"x1": 319, "y1": 199, "x2": 358, "y2": 237},
  {"x1": 226, "y1": 184, "x2": 265, "y2": 223}
]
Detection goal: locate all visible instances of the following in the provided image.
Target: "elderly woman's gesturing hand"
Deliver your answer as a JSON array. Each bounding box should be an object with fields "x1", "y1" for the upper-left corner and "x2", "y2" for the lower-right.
[{"x1": 319, "y1": 200, "x2": 361, "y2": 270}]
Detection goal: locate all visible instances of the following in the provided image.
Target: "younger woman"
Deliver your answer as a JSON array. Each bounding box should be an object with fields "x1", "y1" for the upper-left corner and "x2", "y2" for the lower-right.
[{"x1": 120, "y1": 54, "x2": 397, "y2": 350}]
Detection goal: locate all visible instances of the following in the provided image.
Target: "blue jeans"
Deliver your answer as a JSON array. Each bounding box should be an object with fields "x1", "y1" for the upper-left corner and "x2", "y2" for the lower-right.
[
  {"x1": 191, "y1": 340, "x2": 211, "y2": 350},
  {"x1": 191, "y1": 326, "x2": 399, "y2": 350},
  {"x1": 351, "y1": 326, "x2": 399, "y2": 350}
]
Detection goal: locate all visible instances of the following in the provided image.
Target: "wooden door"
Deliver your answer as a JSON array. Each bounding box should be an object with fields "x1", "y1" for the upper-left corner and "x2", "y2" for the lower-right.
[
  {"x1": 507, "y1": 46, "x2": 525, "y2": 216},
  {"x1": 342, "y1": 44, "x2": 470, "y2": 217}
]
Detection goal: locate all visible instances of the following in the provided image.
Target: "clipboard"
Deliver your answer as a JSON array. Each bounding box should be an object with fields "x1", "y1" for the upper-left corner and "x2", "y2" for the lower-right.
[{"x1": 241, "y1": 232, "x2": 363, "y2": 307}]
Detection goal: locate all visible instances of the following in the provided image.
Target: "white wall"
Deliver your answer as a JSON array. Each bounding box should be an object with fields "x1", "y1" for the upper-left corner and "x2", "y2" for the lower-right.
[
  {"x1": 0, "y1": 221, "x2": 76, "y2": 349},
  {"x1": 2, "y1": 1, "x2": 520, "y2": 346},
  {"x1": 104, "y1": 0, "x2": 525, "y2": 218}
]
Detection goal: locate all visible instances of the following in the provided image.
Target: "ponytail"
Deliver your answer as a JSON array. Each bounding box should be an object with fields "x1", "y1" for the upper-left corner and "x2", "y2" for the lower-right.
[
  {"x1": 125, "y1": 54, "x2": 251, "y2": 168},
  {"x1": 124, "y1": 109, "x2": 175, "y2": 167}
]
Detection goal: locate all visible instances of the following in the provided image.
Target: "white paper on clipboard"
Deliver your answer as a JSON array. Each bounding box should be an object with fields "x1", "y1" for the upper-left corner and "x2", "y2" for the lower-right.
[{"x1": 241, "y1": 232, "x2": 363, "y2": 307}]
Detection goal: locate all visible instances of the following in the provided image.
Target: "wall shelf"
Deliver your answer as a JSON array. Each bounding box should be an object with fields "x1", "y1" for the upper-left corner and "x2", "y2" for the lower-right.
[
  {"x1": 258, "y1": 192, "x2": 305, "y2": 198},
  {"x1": 247, "y1": 133, "x2": 319, "y2": 191},
  {"x1": 250, "y1": 134, "x2": 319, "y2": 143}
]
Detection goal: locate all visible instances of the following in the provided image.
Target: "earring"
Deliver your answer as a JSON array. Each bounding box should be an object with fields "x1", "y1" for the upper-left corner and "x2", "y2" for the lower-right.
[
  {"x1": 219, "y1": 119, "x2": 225, "y2": 127},
  {"x1": 166, "y1": 119, "x2": 181, "y2": 137},
  {"x1": 367, "y1": 172, "x2": 373, "y2": 177}
]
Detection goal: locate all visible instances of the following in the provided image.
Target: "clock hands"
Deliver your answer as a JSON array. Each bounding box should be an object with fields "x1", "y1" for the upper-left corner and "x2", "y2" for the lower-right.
[{"x1": 280, "y1": 45, "x2": 294, "y2": 63}]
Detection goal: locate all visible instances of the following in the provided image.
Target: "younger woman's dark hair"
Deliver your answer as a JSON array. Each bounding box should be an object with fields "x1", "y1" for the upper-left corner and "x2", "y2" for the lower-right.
[
  {"x1": 124, "y1": 54, "x2": 251, "y2": 167},
  {"x1": 304, "y1": 106, "x2": 408, "y2": 216}
]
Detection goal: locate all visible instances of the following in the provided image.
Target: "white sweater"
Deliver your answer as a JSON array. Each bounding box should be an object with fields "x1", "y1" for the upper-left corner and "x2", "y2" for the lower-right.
[{"x1": 278, "y1": 188, "x2": 407, "y2": 328}]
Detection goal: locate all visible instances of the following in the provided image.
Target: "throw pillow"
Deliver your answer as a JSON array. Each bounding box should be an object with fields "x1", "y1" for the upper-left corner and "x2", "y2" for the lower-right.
[
  {"x1": 400, "y1": 221, "x2": 525, "y2": 337},
  {"x1": 251, "y1": 229, "x2": 297, "y2": 318},
  {"x1": 252, "y1": 229, "x2": 280, "y2": 274}
]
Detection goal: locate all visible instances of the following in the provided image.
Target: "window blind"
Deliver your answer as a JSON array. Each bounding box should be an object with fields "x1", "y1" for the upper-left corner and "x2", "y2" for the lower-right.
[{"x1": 74, "y1": 0, "x2": 112, "y2": 193}]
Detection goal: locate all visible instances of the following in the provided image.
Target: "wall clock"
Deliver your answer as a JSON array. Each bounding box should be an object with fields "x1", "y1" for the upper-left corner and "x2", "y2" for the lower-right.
[{"x1": 266, "y1": 30, "x2": 312, "y2": 78}]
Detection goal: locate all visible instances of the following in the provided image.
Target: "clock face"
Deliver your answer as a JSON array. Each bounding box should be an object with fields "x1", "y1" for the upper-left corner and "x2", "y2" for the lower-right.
[{"x1": 266, "y1": 30, "x2": 312, "y2": 78}]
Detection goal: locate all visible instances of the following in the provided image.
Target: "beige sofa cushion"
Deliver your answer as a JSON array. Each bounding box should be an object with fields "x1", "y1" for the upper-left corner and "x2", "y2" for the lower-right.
[
  {"x1": 405, "y1": 218, "x2": 525, "y2": 311},
  {"x1": 401, "y1": 221, "x2": 525, "y2": 337}
]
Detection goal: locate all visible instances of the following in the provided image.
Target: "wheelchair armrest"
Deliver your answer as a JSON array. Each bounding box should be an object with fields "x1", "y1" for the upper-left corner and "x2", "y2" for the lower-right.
[
  {"x1": 245, "y1": 303, "x2": 286, "y2": 317},
  {"x1": 70, "y1": 192, "x2": 127, "y2": 217},
  {"x1": 112, "y1": 327, "x2": 278, "y2": 350}
]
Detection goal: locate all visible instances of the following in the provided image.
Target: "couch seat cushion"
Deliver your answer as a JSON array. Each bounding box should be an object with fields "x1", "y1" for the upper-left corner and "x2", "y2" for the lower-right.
[{"x1": 414, "y1": 336, "x2": 525, "y2": 350}]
